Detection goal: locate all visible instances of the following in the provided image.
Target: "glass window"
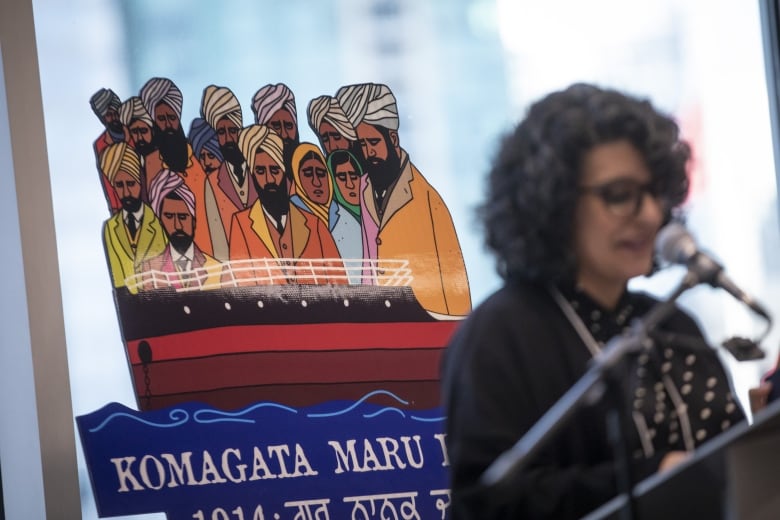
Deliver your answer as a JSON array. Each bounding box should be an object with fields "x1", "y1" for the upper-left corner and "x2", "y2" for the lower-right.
[{"x1": 31, "y1": 0, "x2": 779, "y2": 516}]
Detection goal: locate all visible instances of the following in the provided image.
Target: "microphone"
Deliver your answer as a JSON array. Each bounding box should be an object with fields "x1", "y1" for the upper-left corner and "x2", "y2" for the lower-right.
[{"x1": 656, "y1": 222, "x2": 771, "y2": 321}]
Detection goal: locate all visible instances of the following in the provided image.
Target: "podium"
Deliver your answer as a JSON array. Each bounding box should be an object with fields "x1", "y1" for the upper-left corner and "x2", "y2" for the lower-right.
[{"x1": 584, "y1": 398, "x2": 780, "y2": 520}]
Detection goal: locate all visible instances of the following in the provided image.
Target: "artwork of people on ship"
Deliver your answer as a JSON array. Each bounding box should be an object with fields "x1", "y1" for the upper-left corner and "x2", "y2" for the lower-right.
[{"x1": 90, "y1": 81, "x2": 471, "y2": 316}]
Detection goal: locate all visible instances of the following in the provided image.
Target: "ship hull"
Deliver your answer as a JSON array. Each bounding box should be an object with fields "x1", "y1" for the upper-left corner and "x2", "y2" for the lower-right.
[{"x1": 115, "y1": 284, "x2": 460, "y2": 411}]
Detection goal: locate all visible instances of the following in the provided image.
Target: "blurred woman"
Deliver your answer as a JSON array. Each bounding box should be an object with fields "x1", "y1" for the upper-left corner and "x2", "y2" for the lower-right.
[{"x1": 441, "y1": 83, "x2": 745, "y2": 519}]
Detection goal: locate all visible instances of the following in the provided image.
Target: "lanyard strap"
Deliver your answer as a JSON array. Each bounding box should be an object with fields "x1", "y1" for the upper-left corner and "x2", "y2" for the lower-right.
[{"x1": 548, "y1": 284, "x2": 603, "y2": 358}]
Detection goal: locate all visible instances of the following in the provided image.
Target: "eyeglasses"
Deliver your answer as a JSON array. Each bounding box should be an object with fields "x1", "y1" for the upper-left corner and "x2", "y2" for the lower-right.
[{"x1": 579, "y1": 178, "x2": 669, "y2": 218}]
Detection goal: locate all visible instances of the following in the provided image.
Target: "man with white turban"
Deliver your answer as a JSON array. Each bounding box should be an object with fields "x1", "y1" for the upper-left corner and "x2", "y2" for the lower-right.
[
  {"x1": 251, "y1": 83, "x2": 299, "y2": 189},
  {"x1": 335, "y1": 83, "x2": 471, "y2": 316},
  {"x1": 120, "y1": 96, "x2": 155, "y2": 158},
  {"x1": 117, "y1": 96, "x2": 155, "y2": 212},
  {"x1": 138, "y1": 170, "x2": 223, "y2": 290},
  {"x1": 227, "y1": 124, "x2": 344, "y2": 285},
  {"x1": 100, "y1": 142, "x2": 167, "y2": 290},
  {"x1": 306, "y1": 95, "x2": 360, "y2": 157},
  {"x1": 139, "y1": 77, "x2": 212, "y2": 257},
  {"x1": 200, "y1": 85, "x2": 257, "y2": 261}
]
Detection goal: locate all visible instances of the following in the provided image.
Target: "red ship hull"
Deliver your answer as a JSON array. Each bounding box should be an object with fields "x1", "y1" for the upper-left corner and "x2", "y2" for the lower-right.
[{"x1": 115, "y1": 284, "x2": 461, "y2": 411}]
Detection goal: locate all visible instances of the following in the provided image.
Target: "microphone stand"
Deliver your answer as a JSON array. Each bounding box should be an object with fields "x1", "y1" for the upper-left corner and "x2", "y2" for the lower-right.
[{"x1": 480, "y1": 273, "x2": 698, "y2": 518}]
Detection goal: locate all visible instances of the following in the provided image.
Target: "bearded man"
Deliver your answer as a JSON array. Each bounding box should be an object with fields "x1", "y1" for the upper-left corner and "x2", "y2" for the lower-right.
[
  {"x1": 140, "y1": 77, "x2": 212, "y2": 256},
  {"x1": 100, "y1": 142, "x2": 167, "y2": 290},
  {"x1": 200, "y1": 85, "x2": 257, "y2": 261},
  {"x1": 189, "y1": 117, "x2": 223, "y2": 175},
  {"x1": 306, "y1": 94, "x2": 361, "y2": 158},
  {"x1": 120, "y1": 96, "x2": 156, "y2": 158},
  {"x1": 227, "y1": 125, "x2": 344, "y2": 285},
  {"x1": 251, "y1": 83, "x2": 300, "y2": 192},
  {"x1": 91, "y1": 88, "x2": 131, "y2": 214},
  {"x1": 336, "y1": 83, "x2": 471, "y2": 316},
  {"x1": 139, "y1": 170, "x2": 222, "y2": 290}
]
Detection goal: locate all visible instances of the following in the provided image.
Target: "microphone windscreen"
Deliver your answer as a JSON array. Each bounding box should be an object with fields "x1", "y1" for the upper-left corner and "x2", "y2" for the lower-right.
[{"x1": 656, "y1": 222, "x2": 697, "y2": 265}]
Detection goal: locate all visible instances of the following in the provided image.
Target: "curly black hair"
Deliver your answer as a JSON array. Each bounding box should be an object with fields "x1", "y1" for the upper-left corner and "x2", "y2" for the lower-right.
[{"x1": 479, "y1": 83, "x2": 691, "y2": 282}]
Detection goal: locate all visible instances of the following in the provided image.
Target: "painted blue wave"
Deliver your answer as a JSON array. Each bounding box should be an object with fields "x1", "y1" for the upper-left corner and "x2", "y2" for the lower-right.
[
  {"x1": 83, "y1": 390, "x2": 444, "y2": 431},
  {"x1": 89, "y1": 408, "x2": 189, "y2": 433},
  {"x1": 306, "y1": 389, "x2": 409, "y2": 418},
  {"x1": 194, "y1": 402, "x2": 298, "y2": 424}
]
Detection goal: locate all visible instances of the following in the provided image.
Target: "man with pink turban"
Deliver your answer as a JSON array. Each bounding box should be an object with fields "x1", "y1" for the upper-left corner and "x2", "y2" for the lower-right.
[
  {"x1": 100, "y1": 142, "x2": 167, "y2": 290},
  {"x1": 139, "y1": 77, "x2": 212, "y2": 257},
  {"x1": 200, "y1": 85, "x2": 258, "y2": 261},
  {"x1": 251, "y1": 83, "x2": 299, "y2": 189},
  {"x1": 138, "y1": 169, "x2": 223, "y2": 290},
  {"x1": 335, "y1": 82, "x2": 471, "y2": 316},
  {"x1": 227, "y1": 124, "x2": 344, "y2": 285}
]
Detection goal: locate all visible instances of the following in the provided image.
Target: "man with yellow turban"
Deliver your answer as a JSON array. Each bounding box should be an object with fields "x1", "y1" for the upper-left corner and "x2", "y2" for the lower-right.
[
  {"x1": 200, "y1": 85, "x2": 257, "y2": 261},
  {"x1": 335, "y1": 83, "x2": 471, "y2": 316},
  {"x1": 139, "y1": 77, "x2": 212, "y2": 257},
  {"x1": 100, "y1": 142, "x2": 167, "y2": 290},
  {"x1": 227, "y1": 125, "x2": 344, "y2": 285}
]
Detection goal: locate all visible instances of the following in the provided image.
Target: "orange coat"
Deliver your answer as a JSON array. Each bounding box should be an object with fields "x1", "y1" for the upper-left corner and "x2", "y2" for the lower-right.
[
  {"x1": 361, "y1": 151, "x2": 471, "y2": 316},
  {"x1": 203, "y1": 162, "x2": 258, "y2": 261},
  {"x1": 228, "y1": 201, "x2": 345, "y2": 285}
]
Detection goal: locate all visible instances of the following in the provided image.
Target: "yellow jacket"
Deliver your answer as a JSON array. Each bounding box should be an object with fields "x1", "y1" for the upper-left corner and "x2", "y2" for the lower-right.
[{"x1": 102, "y1": 204, "x2": 167, "y2": 289}]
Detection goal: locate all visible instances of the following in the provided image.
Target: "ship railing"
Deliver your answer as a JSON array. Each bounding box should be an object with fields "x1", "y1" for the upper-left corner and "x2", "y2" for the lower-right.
[{"x1": 124, "y1": 258, "x2": 413, "y2": 293}]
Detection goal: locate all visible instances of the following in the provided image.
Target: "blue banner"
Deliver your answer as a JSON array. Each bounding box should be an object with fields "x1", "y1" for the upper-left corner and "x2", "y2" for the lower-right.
[{"x1": 77, "y1": 393, "x2": 451, "y2": 519}]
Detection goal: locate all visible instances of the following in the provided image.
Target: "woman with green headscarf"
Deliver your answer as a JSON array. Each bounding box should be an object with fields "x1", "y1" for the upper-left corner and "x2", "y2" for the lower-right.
[{"x1": 326, "y1": 149, "x2": 364, "y2": 282}]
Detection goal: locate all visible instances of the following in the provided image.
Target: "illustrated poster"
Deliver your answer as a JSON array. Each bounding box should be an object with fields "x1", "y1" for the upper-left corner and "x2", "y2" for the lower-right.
[{"x1": 77, "y1": 79, "x2": 471, "y2": 519}]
